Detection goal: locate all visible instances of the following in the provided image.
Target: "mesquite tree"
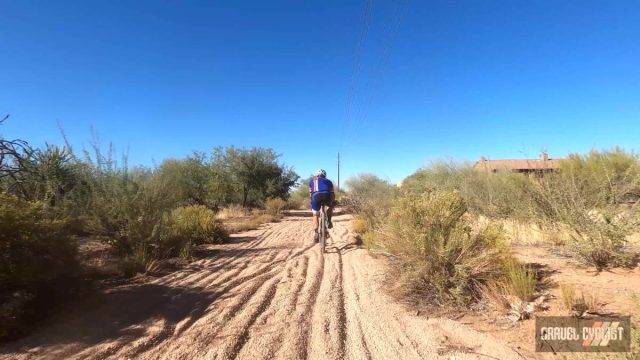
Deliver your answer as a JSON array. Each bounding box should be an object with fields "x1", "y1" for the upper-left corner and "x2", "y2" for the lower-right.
[{"x1": 0, "y1": 115, "x2": 36, "y2": 197}]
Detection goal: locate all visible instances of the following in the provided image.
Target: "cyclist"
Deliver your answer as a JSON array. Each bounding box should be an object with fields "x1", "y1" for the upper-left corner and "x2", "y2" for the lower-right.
[{"x1": 309, "y1": 169, "x2": 335, "y2": 242}]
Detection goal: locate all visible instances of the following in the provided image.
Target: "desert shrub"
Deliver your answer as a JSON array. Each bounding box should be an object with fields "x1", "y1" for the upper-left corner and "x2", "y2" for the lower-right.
[
  {"x1": 558, "y1": 148, "x2": 640, "y2": 207},
  {"x1": 369, "y1": 190, "x2": 516, "y2": 306},
  {"x1": 265, "y1": 197, "x2": 286, "y2": 216},
  {"x1": 400, "y1": 162, "x2": 465, "y2": 194},
  {"x1": 334, "y1": 187, "x2": 347, "y2": 205},
  {"x1": 402, "y1": 150, "x2": 640, "y2": 269},
  {"x1": 133, "y1": 205, "x2": 228, "y2": 263},
  {"x1": 119, "y1": 246, "x2": 152, "y2": 277},
  {"x1": 21, "y1": 145, "x2": 79, "y2": 206},
  {"x1": 287, "y1": 182, "x2": 310, "y2": 209},
  {"x1": 463, "y1": 171, "x2": 531, "y2": 219},
  {"x1": 345, "y1": 174, "x2": 398, "y2": 231},
  {"x1": 168, "y1": 205, "x2": 226, "y2": 245},
  {"x1": 522, "y1": 150, "x2": 640, "y2": 266},
  {"x1": 501, "y1": 260, "x2": 537, "y2": 302},
  {"x1": 211, "y1": 147, "x2": 299, "y2": 207},
  {"x1": 0, "y1": 194, "x2": 81, "y2": 341},
  {"x1": 83, "y1": 167, "x2": 173, "y2": 257},
  {"x1": 77, "y1": 156, "x2": 209, "y2": 269},
  {"x1": 155, "y1": 154, "x2": 213, "y2": 207},
  {"x1": 525, "y1": 170, "x2": 638, "y2": 269},
  {"x1": 403, "y1": 162, "x2": 531, "y2": 219},
  {"x1": 351, "y1": 218, "x2": 368, "y2": 235},
  {"x1": 481, "y1": 260, "x2": 538, "y2": 316},
  {"x1": 215, "y1": 204, "x2": 249, "y2": 220}
]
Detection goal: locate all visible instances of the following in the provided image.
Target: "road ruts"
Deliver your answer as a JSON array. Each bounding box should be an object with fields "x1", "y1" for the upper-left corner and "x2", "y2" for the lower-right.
[{"x1": 0, "y1": 212, "x2": 526, "y2": 360}]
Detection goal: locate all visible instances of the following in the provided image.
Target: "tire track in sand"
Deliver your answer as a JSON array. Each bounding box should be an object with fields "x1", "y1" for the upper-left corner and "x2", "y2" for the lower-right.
[{"x1": 0, "y1": 212, "x2": 525, "y2": 360}]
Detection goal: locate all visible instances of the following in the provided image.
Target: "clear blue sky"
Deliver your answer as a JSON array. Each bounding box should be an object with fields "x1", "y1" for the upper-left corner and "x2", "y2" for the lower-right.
[{"x1": 2, "y1": 0, "x2": 639, "y2": 184}]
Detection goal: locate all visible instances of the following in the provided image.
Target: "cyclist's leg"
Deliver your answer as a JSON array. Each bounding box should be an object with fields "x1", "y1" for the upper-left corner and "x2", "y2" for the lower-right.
[
  {"x1": 315, "y1": 193, "x2": 333, "y2": 229},
  {"x1": 310, "y1": 193, "x2": 320, "y2": 240},
  {"x1": 326, "y1": 192, "x2": 335, "y2": 228}
]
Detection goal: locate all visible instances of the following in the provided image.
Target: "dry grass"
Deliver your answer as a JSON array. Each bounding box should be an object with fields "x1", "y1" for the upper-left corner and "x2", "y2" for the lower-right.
[
  {"x1": 632, "y1": 294, "x2": 640, "y2": 357},
  {"x1": 560, "y1": 283, "x2": 577, "y2": 311},
  {"x1": 215, "y1": 204, "x2": 249, "y2": 220},
  {"x1": 216, "y1": 204, "x2": 280, "y2": 233},
  {"x1": 628, "y1": 232, "x2": 640, "y2": 250},
  {"x1": 558, "y1": 294, "x2": 640, "y2": 359},
  {"x1": 481, "y1": 261, "x2": 538, "y2": 316},
  {"x1": 496, "y1": 218, "x2": 571, "y2": 246},
  {"x1": 559, "y1": 283, "x2": 602, "y2": 316},
  {"x1": 265, "y1": 197, "x2": 286, "y2": 216},
  {"x1": 502, "y1": 261, "x2": 537, "y2": 302},
  {"x1": 223, "y1": 211, "x2": 280, "y2": 233},
  {"x1": 351, "y1": 218, "x2": 367, "y2": 235}
]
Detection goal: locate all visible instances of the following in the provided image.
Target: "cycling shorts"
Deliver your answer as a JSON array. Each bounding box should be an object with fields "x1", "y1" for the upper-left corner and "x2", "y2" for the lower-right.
[{"x1": 311, "y1": 192, "x2": 332, "y2": 214}]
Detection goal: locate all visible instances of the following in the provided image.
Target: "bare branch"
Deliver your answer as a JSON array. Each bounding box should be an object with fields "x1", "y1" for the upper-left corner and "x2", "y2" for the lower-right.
[{"x1": 0, "y1": 116, "x2": 35, "y2": 181}]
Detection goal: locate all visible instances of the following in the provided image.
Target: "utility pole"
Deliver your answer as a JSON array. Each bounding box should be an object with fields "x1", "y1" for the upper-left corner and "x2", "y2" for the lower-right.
[{"x1": 337, "y1": 152, "x2": 340, "y2": 192}]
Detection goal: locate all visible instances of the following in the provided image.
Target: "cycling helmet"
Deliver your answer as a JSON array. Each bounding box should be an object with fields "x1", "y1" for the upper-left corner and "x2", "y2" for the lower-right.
[{"x1": 315, "y1": 169, "x2": 327, "y2": 177}]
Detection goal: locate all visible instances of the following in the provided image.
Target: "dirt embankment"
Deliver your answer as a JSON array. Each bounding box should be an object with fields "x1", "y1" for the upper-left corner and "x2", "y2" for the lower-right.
[{"x1": 1, "y1": 212, "x2": 524, "y2": 360}]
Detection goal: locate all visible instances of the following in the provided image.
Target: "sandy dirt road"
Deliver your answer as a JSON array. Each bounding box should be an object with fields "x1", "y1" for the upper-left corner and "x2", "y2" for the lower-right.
[{"x1": 1, "y1": 213, "x2": 525, "y2": 360}]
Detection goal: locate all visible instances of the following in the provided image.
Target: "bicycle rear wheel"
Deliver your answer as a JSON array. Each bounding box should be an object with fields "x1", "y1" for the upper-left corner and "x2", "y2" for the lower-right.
[{"x1": 319, "y1": 207, "x2": 326, "y2": 252}]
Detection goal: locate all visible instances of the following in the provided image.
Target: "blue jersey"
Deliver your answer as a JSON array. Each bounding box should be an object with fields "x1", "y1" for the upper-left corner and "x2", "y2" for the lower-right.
[{"x1": 309, "y1": 176, "x2": 334, "y2": 194}]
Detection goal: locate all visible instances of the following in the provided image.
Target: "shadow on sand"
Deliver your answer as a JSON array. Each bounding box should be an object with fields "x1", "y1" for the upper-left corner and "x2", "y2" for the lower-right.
[{"x1": 0, "y1": 234, "x2": 276, "y2": 356}]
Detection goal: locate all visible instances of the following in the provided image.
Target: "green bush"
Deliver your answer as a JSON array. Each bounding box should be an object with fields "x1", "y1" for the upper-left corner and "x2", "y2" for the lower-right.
[
  {"x1": 287, "y1": 182, "x2": 309, "y2": 210},
  {"x1": 0, "y1": 122, "x2": 304, "y2": 339},
  {"x1": 370, "y1": 191, "x2": 515, "y2": 306},
  {"x1": 401, "y1": 150, "x2": 640, "y2": 270},
  {"x1": 168, "y1": 205, "x2": 226, "y2": 245},
  {"x1": 345, "y1": 174, "x2": 398, "y2": 231},
  {"x1": 525, "y1": 165, "x2": 638, "y2": 270},
  {"x1": 76, "y1": 159, "x2": 199, "y2": 269},
  {"x1": 153, "y1": 205, "x2": 226, "y2": 262},
  {"x1": 83, "y1": 167, "x2": 173, "y2": 256},
  {"x1": 558, "y1": 148, "x2": 640, "y2": 208},
  {"x1": 156, "y1": 155, "x2": 211, "y2": 206},
  {"x1": 402, "y1": 162, "x2": 531, "y2": 219},
  {"x1": 0, "y1": 194, "x2": 81, "y2": 341},
  {"x1": 211, "y1": 146, "x2": 299, "y2": 207}
]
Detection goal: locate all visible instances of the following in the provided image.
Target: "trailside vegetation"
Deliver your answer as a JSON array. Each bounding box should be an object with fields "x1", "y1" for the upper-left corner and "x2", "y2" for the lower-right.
[
  {"x1": 0, "y1": 117, "x2": 298, "y2": 341},
  {"x1": 347, "y1": 149, "x2": 640, "y2": 311}
]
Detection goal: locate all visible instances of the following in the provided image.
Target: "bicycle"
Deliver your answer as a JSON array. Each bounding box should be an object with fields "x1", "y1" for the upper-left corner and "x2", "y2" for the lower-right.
[{"x1": 318, "y1": 204, "x2": 330, "y2": 253}]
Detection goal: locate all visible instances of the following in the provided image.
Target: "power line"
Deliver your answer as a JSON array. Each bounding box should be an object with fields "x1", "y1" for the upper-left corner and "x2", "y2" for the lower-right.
[
  {"x1": 340, "y1": 0, "x2": 410, "y2": 154},
  {"x1": 337, "y1": 152, "x2": 340, "y2": 191},
  {"x1": 339, "y1": 0, "x2": 373, "y2": 151}
]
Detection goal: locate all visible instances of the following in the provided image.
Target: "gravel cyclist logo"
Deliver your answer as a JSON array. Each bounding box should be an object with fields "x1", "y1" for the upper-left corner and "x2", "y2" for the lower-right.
[{"x1": 536, "y1": 316, "x2": 631, "y2": 352}]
